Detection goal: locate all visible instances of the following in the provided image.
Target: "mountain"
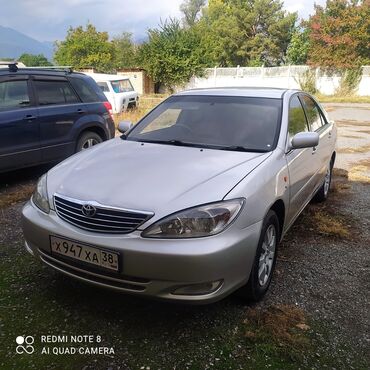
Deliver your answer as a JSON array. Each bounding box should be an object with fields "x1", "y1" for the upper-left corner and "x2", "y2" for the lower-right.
[{"x1": 0, "y1": 26, "x2": 53, "y2": 60}]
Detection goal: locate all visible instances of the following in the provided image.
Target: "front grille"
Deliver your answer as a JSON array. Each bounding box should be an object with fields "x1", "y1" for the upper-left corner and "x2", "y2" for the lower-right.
[{"x1": 54, "y1": 194, "x2": 153, "y2": 234}]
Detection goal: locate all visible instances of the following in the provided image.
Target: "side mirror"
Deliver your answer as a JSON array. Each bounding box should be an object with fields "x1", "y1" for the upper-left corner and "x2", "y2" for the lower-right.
[
  {"x1": 118, "y1": 120, "x2": 133, "y2": 134},
  {"x1": 291, "y1": 132, "x2": 319, "y2": 149}
]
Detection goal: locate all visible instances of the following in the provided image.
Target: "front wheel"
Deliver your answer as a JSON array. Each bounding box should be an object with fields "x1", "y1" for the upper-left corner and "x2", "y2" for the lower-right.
[
  {"x1": 76, "y1": 131, "x2": 103, "y2": 152},
  {"x1": 237, "y1": 210, "x2": 279, "y2": 302}
]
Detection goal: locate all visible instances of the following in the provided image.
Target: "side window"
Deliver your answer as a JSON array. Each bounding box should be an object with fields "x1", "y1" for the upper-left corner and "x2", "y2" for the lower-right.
[
  {"x1": 0, "y1": 80, "x2": 30, "y2": 111},
  {"x1": 69, "y1": 77, "x2": 99, "y2": 103},
  {"x1": 319, "y1": 110, "x2": 328, "y2": 126},
  {"x1": 34, "y1": 80, "x2": 79, "y2": 105},
  {"x1": 97, "y1": 82, "x2": 109, "y2": 92},
  {"x1": 288, "y1": 95, "x2": 308, "y2": 138},
  {"x1": 300, "y1": 95, "x2": 324, "y2": 132}
]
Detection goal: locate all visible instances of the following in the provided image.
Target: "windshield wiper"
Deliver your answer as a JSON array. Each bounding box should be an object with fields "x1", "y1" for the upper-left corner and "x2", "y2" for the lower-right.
[
  {"x1": 219, "y1": 145, "x2": 269, "y2": 153},
  {"x1": 132, "y1": 139, "x2": 199, "y2": 148},
  {"x1": 127, "y1": 138, "x2": 269, "y2": 152},
  {"x1": 166, "y1": 139, "x2": 198, "y2": 147}
]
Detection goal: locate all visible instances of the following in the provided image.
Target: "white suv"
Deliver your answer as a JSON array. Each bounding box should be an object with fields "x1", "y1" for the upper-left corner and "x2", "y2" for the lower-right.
[{"x1": 86, "y1": 73, "x2": 139, "y2": 114}]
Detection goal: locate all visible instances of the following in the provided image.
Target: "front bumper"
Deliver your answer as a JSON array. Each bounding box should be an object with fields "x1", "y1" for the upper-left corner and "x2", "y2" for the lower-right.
[{"x1": 22, "y1": 201, "x2": 262, "y2": 303}]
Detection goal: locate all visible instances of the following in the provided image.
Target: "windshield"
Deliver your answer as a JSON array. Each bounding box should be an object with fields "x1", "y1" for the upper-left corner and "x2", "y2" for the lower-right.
[
  {"x1": 111, "y1": 79, "x2": 134, "y2": 93},
  {"x1": 126, "y1": 95, "x2": 282, "y2": 152}
]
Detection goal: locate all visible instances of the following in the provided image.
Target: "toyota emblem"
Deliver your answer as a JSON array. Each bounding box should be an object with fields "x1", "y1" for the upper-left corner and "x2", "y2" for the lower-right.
[{"x1": 82, "y1": 204, "x2": 97, "y2": 217}]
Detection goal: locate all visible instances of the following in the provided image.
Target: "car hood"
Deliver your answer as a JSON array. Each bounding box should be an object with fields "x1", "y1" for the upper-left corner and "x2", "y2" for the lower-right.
[{"x1": 47, "y1": 139, "x2": 270, "y2": 222}]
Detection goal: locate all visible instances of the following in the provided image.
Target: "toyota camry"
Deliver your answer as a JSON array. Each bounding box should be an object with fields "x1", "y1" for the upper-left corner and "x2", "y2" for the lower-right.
[{"x1": 22, "y1": 87, "x2": 336, "y2": 303}]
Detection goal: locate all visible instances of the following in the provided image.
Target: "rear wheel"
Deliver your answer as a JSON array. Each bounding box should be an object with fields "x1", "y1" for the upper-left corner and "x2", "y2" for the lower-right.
[
  {"x1": 76, "y1": 131, "x2": 103, "y2": 152},
  {"x1": 237, "y1": 210, "x2": 279, "y2": 302},
  {"x1": 313, "y1": 160, "x2": 333, "y2": 202}
]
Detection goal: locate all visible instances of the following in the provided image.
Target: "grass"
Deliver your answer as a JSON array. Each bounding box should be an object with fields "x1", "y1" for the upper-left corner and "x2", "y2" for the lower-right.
[
  {"x1": 332, "y1": 181, "x2": 352, "y2": 193},
  {"x1": 114, "y1": 94, "x2": 167, "y2": 126},
  {"x1": 312, "y1": 209, "x2": 350, "y2": 238},
  {"x1": 292, "y1": 174, "x2": 353, "y2": 239},
  {"x1": 337, "y1": 144, "x2": 370, "y2": 154},
  {"x1": 243, "y1": 305, "x2": 310, "y2": 351},
  {"x1": 315, "y1": 93, "x2": 370, "y2": 103},
  {"x1": 333, "y1": 168, "x2": 349, "y2": 178},
  {"x1": 349, "y1": 164, "x2": 370, "y2": 183},
  {"x1": 0, "y1": 183, "x2": 34, "y2": 209}
]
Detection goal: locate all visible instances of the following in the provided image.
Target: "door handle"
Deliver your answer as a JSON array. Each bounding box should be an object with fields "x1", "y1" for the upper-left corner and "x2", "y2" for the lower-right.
[
  {"x1": 77, "y1": 109, "x2": 86, "y2": 114},
  {"x1": 23, "y1": 115, "x2": 36, "y2": 121},
  {"x1": 328, "y1": 131, "x2": 332, "y2": 138},
  {"x1": 312, "y1": 147, "x2": 317, "y2": 155}
]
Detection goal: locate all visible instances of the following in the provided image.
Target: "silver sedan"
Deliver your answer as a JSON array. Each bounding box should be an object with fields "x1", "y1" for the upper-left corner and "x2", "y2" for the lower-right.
[{"x1": 22, "y1": 88, "x2": 336, "y2": 303}]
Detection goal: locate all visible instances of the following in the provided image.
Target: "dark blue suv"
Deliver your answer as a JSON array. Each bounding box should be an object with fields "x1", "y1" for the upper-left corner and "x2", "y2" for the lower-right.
[{"x1": 0, "y1": 64, "x2": 115, "y2": 173}]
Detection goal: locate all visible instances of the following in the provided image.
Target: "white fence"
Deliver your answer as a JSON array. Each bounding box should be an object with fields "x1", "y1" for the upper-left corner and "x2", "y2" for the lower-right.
[{"x1": 185, "y1": 66, "x2": 370, "y2": 96}]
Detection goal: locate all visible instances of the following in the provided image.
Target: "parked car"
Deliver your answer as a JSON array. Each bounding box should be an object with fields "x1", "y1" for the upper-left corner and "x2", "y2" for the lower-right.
[
  {"x1": 0, "y1": 63, "x2": 115, "y2": 173},
  {"x1": 86, "y1": 73, "x2": 139, "y2": 114},
  {"x1": 22, "y1": 87, "x2": 336, "y2": 304}
]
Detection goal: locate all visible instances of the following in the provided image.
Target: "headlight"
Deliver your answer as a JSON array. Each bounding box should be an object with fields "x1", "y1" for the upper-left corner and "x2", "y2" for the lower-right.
[
  {"x1": 142, "y1": 199, "x2": 244, "y2": 239},
  {"x1": 32, "y1": 174, "x2": 50, "y2": 214}
]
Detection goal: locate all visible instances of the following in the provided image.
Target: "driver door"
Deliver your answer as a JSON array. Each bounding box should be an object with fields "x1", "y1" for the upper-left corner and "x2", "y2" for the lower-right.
[{"x1": 285, "y1": 94, "x2": 317, "y2": 223}]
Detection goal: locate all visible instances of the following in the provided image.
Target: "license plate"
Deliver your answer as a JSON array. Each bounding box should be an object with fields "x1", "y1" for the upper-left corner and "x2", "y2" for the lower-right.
[{"x1": 50, "y1": 236, "x2": 119, "y2": 272}]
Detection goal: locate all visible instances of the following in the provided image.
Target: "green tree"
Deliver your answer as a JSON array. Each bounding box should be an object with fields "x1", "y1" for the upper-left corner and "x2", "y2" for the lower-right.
[
  {"x1": 286, "y1": 28, "x2": 309, "y2": 65},
  {"x1": 198, "y1": 0, "x2": 297, "y2": 67},
  {"x1": 54, "y1": 23, "x2": 115, "y2": 72},
  {"x1": 18, "y1": 53, "x2": 52, "y2": 66},
  {"x1": 306, "y1": 0, "x2": 370, "y2": 69},
  {"x1": 180, "y1": 0, "x2": 206, "y2": 27},
  {"x1": 112, "y1": 32, "x2": 138, "y2": 69},
  {"x1": 139, "y1": 19, "x2": 207, "y2": 91}
]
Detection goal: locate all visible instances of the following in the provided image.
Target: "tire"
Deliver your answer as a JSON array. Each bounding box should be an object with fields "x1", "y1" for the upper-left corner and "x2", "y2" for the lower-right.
[
  {"x1": 313, "y1": 160, "x2": 333, "y2": 203},
  {"x1": 237, "y1": 210, "x2": 280, "y2": 302},
  {"x1": 76, "y1": 131, "x2": 103, "y2": 152}
]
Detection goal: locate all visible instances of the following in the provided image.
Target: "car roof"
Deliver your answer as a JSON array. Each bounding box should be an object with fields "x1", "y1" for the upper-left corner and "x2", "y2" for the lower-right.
[
  {"x1": 0, "y1": 67, "x2": 88, "y2": 78},
  {"x1": 175, "y1": 87, "x2": 299, "y2": 99},
  {"x1": 84, "y1": 73, "x2": 130, "y2": 82}
]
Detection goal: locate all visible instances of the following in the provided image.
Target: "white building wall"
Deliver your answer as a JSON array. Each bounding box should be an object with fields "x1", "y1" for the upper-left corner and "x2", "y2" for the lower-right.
[
  {"x1": 117, "y1": 71, "x2": 144, "y2": 94},
  {"x1": 185, "y1": 66, "x2": 370, "y2": 96}
]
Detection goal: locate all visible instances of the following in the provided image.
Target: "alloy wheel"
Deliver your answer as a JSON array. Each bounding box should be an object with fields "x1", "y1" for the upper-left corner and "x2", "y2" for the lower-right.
[
  {"x1": 258, "y1": 224, "x2": 276, "y2": 287},
  {"x1": 324, "y1": 166, "x2": 331, "y2": 196},
  {"x1": 81, "y1": 138, "x2": 99, "y2": 150}
]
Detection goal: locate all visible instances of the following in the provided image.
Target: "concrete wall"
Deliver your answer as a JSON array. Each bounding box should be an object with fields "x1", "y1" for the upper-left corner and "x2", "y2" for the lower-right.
[
  {"x1": 118, "y1": 70, "x2": 143, "y2": 94},
  {"x1": 117, "y1": 70, "x2": 155, "y2": 95},
  {"x1": 185, "y1": 66, "x2": 370, "y2": 96}
]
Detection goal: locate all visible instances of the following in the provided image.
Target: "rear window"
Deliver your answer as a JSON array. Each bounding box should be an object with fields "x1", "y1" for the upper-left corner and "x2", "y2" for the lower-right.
[
  {"x1": 0, "y1": 80, "x2": 30, "y2": 111},
  {"x1": 34, "y1": 80, "x2": 79, "y2": 105},
  {"x1": 69, "y1": 77, "x2": 100, "y2": 103},
  {"x1": 97, "y1": 82, "x2": 110, "y2": 92},
  {"x1": 300, "y1": 95, "x2": 324, "y2": 132}
]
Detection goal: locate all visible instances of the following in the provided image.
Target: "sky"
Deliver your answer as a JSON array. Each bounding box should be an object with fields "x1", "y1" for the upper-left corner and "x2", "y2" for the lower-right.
[{"x1": 0, "y1": 0, "x2": 326, "y2": 42}]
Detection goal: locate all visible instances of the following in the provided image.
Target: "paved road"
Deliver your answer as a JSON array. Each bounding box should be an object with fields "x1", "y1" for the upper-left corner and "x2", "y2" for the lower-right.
[
  {"x1": 323, "y1": 104, "x2": 370, "y2": 177},
  {"x1": 323, "y1": 103, "x2": 370, "y2": 123}
]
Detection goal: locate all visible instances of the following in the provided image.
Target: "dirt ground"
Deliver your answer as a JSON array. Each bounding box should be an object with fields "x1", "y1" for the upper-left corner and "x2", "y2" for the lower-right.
[{"x1": 0, "y1": 103, "x2": 369, "y2": 369}]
